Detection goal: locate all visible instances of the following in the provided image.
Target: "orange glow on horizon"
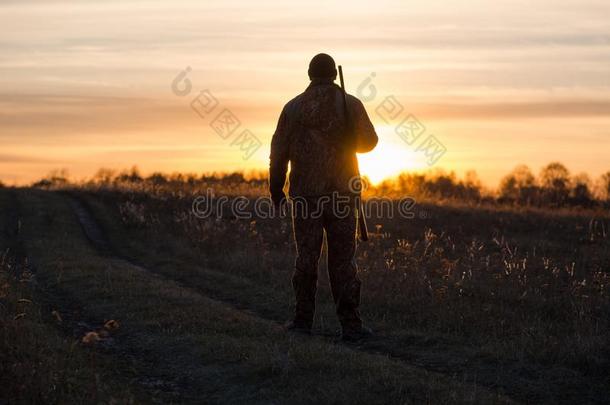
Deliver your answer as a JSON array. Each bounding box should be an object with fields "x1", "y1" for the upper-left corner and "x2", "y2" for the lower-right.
[{"x1": 358, "y1": 126, "x2": 429, "y2": 184}]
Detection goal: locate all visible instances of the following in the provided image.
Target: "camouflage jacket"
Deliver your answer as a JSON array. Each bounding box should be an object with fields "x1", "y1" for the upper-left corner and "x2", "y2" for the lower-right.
[{"x1": 269, "y1": 80, "x2": 378, "y2": 198}]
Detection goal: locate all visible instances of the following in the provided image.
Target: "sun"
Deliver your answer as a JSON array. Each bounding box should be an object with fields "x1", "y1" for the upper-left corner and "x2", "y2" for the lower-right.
[{"x1": 357, "y1": 127, "x2": 428, "y2": 184}]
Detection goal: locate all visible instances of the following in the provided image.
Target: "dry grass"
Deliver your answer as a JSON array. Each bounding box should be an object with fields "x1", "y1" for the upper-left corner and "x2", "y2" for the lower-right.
[
  {"x1": 2, "y1": 180, "x2": 609, "y2": 403},
  {"x1": 74, "y1": 183, "x2": 610, "y2": 402},
  {"x1": 0, "y1": 190, "x2": 140, "y2": 404},
  {"x1": 0, "y1": 188, "x2": 513, "y2": 404}
]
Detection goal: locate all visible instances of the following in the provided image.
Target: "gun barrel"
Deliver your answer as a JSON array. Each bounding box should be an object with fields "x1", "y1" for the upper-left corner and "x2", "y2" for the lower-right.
[
  {"x1": 338, "y1": 65, "x2": 349, "y2": 113},
  {"x1": 338, "y1": 65, "x2": 369, "y2": 242}
]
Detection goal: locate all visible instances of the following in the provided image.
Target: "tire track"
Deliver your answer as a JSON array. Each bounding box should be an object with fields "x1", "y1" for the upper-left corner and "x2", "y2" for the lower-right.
[
  {"x1": 64, "y1": 193, "x2": 518, "y2": 404},
  {"x1": 66, "y1": 194, "x2": 526, "y2": 402},
  {"x1": 4, "y1": 190, "x2": 192, "y2": 402},
  {"x1": 63, "y1": 194, "x2": 289, "y2": 402},
  {"x1": 18, "y1": 190, "x2": 309, "y2": 403},
  {"x1": 68, "y1": 192, "x2": 610, "y2": 404}
]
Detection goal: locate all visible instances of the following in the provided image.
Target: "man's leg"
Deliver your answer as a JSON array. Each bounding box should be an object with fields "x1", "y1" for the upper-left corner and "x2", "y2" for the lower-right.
[
  {"x1": 291, "y1": 204, "x2": 324, "y2": 330},
  {"x1": 325, "y1": 202, "x2": 363, "y2": 333}
]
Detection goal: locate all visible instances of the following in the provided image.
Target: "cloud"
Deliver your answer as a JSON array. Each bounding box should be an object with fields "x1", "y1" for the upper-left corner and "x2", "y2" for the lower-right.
[
  {"x1": 0, "y1": 93, "x2": 190, "y2": 138},
  {"x1": 0, "y1": 153, "x2": 55, "y2": 164},
  {"x1": 415, "y1": 100, "x2": 610, "y2": 120}
]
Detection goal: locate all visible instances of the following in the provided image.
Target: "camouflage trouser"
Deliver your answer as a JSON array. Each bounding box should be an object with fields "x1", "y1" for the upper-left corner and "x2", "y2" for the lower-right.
[{"x1": 291, "y1": 195, "x2": 362, "y2": 332}]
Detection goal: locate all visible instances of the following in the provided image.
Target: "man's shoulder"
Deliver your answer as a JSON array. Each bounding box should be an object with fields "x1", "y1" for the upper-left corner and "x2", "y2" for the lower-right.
[
  {"x1": 345, "y1": 93, "x2": 363, "y2": 106},
  {"x1": 284, "y1": 93, "x2": 304, "y2": 109},
  {"x1": 280, "y1": 93, "x2": 305, "y2": 118}
]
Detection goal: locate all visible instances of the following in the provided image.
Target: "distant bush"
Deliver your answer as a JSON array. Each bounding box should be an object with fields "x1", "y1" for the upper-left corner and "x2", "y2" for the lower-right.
[
  {"x1": 539, "y1": 162, "x2": 571, "y2": 206},
  {"x1": 115, "y1": 166, "x2": 143, "y2": 183},
  {"x1": 31, "y1": 169, "x2": 69, "y2": 189},
  {"x1": 370, "y1": 170, "x2": 482, "y2": 202},
  {"x1": 499, "y1": 165, "x2": 537, "y2": 205},
  {"x1": 601, "y1": 171, "x2": 610, "y2": 202},
  {"x1": 497, "y1": 163, "x2": 603, "y2": 208}
]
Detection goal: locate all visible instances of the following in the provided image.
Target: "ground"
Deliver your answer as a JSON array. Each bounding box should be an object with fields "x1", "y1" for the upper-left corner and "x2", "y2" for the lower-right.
[{"x1": 0, "y1": 187, "x2": 608, "y2": 404}]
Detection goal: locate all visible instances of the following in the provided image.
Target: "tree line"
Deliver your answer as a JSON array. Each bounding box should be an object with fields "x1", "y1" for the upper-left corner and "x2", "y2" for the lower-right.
[
  {"x1": 27, "y1": 162, "x2": 610, "y2": 209},
  {"x1": 373, "y1": 162, "x2": 610, "y2": 208}
]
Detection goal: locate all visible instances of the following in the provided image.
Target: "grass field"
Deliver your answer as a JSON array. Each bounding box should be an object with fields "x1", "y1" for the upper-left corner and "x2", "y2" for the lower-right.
[{"x1": 1, "y1": 185, "x2": 608, "y2": 404}]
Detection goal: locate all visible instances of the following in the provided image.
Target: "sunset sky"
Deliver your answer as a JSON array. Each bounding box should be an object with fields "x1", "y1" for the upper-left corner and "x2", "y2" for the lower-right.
[{"x1": 1, "y1": 0, "x2": 609, "y2": 186}]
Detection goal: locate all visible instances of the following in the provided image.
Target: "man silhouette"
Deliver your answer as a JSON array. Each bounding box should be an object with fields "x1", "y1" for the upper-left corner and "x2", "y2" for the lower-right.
[{"x1": 269, "y1": 53, "x2": 378, "y2": 341}]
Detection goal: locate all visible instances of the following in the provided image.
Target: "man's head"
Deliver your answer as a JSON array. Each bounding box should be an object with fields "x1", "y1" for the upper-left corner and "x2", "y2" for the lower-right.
[{"x1": 308, "y1": 53, "x2": 337, "y2": 80}]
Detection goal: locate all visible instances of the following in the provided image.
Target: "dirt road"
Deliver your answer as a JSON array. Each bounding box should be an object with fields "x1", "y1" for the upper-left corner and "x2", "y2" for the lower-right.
[{"x1": 2, "y1": 188, "x2": 608, "y2": 404}]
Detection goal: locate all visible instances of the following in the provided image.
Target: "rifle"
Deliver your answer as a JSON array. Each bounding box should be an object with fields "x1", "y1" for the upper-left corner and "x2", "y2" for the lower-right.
[{"x1": 338, "y1": 65, "x2": 369, "y2": 242}]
